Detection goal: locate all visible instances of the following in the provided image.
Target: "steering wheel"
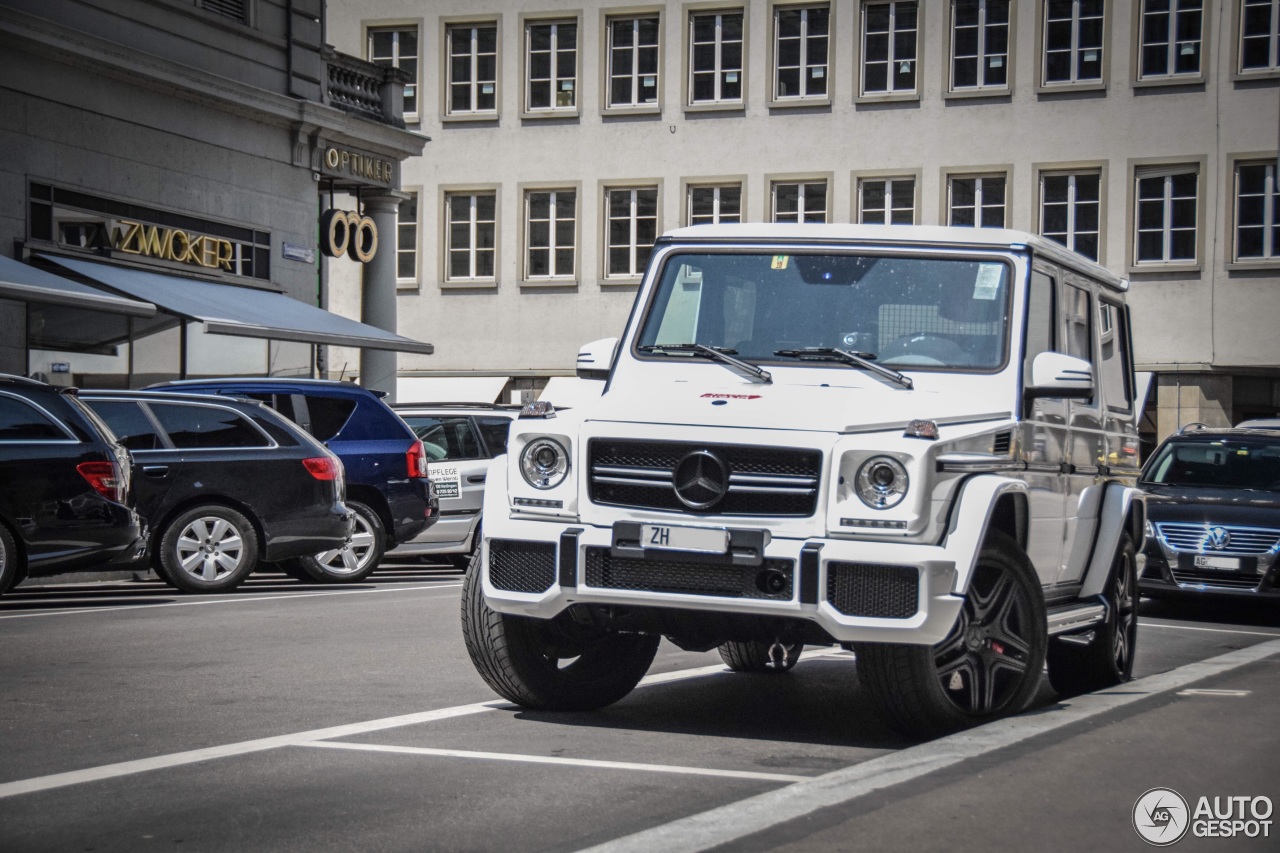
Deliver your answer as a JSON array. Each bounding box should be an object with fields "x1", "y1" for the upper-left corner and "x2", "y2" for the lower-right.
[{"x1": 878, "y1": 333, "x2": 967, "y2": 367}]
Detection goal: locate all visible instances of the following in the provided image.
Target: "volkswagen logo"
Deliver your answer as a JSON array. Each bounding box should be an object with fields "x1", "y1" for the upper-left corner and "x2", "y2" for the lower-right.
[
  {"x1": 1207, "y1": 527, "x2": 1232, "y2": 551},
  {"x1": 672, "y1": 450, "x2": 729, "y2": 510}
]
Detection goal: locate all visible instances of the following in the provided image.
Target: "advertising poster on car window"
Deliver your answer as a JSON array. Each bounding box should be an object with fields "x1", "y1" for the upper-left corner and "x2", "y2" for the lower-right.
[{"x1": 430, "y1": 463, "x2": 461, "y2": 500}]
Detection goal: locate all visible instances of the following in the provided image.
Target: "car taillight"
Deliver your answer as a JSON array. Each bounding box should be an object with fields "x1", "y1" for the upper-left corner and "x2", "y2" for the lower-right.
[
  {"x1": 406, "y1": 440, "x2": 428, "y2": 478},
  {"x1": 302, "y1": 457, "x2": 339, "y2": 481},
  {"x1": 77, "y1": 460, "x2": 125, "y2": 503}
]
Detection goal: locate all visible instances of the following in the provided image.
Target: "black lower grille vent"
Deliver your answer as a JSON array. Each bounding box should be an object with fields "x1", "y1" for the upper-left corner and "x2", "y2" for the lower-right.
[
  {"x1": 584, "y1": 547, "x2": 793, "y2": 600},
  {"x1": 826, "y1": 562, "x2": 918, "y2": 619},
  {"x1": 489, "y1": 540, "x2": 557, "y2": 593}
]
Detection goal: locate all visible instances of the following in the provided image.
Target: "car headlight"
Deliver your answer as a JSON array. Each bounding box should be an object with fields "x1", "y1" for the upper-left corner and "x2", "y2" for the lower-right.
[
  {"x1": 520, "y1": 438, "x2": 569, "y2": 489},
  {"x1": 855, "y1": 456, "x2": 909, "y2": 509}
]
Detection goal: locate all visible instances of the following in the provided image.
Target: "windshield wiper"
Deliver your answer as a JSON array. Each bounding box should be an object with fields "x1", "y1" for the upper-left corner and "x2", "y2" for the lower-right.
[
  {"x1": 773, "y1": 347, "x2": 913, "y2": 390},
  {"x1": 638, "y1": 343, "x2": 772, "y2": 384}
]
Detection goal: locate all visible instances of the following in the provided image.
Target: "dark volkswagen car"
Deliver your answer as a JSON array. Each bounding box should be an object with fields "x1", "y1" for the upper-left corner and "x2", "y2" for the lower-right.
[
  {"x1": 1139, "y1": 425, "x2": 1280, "y2": 599},
  {"x1": 0, "y1": 375, "x2": 142, "y2": 595},
  {"x1": 148, "y1": 379, "x2": 434, "y2": 582},
  {"x1": 81, "y1": 390, "x2": 351, "y2": 594}
]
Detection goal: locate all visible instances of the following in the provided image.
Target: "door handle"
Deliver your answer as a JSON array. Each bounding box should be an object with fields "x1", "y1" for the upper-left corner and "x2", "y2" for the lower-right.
[
  {"x1": 467, "y1": 475, "x2": 487, "y2": 484},
  {"x1": 141, "y1": 465, "x2": 170, "y2": 477}
]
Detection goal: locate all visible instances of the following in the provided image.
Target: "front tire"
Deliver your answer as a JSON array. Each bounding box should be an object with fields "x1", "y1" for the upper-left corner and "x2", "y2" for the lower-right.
[
  {"x1": 290, "y1": 500, "x2": 384, "y2": 583},
  {"x1": 0, "y1": 524, "x2": 21, "y2": 595},
  {"x1": 857, "y1": 531, "x2": 1048, "y2": 740},
  {"x1": 461, "y1": 553, "x2": 659, "y2": 710},
  {"x1": 718, "y1": 641, "x2": 802, "y2": 673},
  {"x1": 1047, "y1": 533, "x2": 1138, "y2": 697},
  {"x1": 158, "y1": 505, "x2": 258, "y2": 594}
]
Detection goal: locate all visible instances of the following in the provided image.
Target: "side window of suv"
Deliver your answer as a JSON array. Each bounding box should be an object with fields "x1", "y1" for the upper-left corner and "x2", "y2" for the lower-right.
[
  {"x1": 476, "y1": 416, "x2": 514, "y2": 457},
  {"x1": 0, "y1": 396, "x2": 66, "y2": 441},
  {"x1": 1098, "y1": 300, "x2": 1133, "y2": 413},
  {"x1": 149, "y1": 403, "x2": 269, "y2": 449},
  {"x1": 404, "y1": 416, "x2": 482, "y2": 461},
  {"x1": 303, "y1": 396, "x2": 357, "y2": 442},
  {"x1": 89, "y1": 401, "x2": 166, "y2": 450}
]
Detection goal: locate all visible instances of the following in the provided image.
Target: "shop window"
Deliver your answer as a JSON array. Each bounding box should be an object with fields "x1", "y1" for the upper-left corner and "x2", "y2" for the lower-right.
[
  {"x1": 368, "y1": 26, "x2": 419, "y2": 120},
  {"x1": 689, "y1": 10, "x2": 744, "y2": 105},
  {"x1": 687, "y1": 184, "x2": 742, "y2": 225},
  {"x1": 608, "y1": 16, "x2": 661, "y2": 108},
  {"x1": 526, "y1": 20, "x2": 577, "y2": 112},
  {"x1": 949, "y1": 174, "x2": 1007, "y2": 227},
  {"x1": 1040, "y1": 171, "x2": 1102, "y2": 260},
  {"x1": 774, "y1": 5, "x2": 830, "y2": 101},
  {"x1": 605, "y1": 187, "x2": 658, "y2": 278},
  {"x1": 951, "y1": 0, "x2": 1011, "y2": 92},
  {"x1": 861, "y1": 1, "x2": 918, "y2": 96},
  {"x1": 772, "y1": 180, "x2": 827, "y2": 222},
  {"x1": 447, "y1": 23, "x2": 498, "y2": 116}
]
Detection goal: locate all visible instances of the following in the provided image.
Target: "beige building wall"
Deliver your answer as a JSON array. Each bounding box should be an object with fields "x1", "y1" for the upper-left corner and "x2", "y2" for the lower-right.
[{"x1": 324, "y1": 0, "x2": 1280, "y2": 435}]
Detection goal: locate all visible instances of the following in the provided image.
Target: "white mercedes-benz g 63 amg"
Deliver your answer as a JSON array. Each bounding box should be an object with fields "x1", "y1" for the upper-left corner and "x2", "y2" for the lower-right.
[{"x1": 462, "y1": 224, "x2": 1144, "y2": 739}]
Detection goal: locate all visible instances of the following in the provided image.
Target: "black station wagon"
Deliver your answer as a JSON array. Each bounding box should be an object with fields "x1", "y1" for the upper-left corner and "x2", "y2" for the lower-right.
[{"x1": 81, "y1": 390, "x2": 352, "y2": 593}]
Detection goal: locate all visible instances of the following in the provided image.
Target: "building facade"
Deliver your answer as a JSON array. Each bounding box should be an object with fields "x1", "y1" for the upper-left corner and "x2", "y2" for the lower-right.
[
  {"x1": 1, "y1": 0, "x2": 430, "y2": 394},
  {"x1": 325, "y1": 0, "x2": 1280, "y2": 440}
]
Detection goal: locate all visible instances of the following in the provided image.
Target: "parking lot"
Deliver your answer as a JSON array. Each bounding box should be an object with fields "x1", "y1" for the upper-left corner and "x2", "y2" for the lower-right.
[{"x1": 0, "y1": 560, "x2": 1277, "y2": 852}]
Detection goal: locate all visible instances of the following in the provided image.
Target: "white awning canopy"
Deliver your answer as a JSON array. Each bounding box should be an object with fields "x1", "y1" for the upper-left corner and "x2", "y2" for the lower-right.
[{"x1": 398, "y1": 376, "x2": 510, "y2": 404}]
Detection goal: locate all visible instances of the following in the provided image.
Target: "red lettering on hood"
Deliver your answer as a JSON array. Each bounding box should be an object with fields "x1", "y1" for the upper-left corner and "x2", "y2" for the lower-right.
[{"x1": 700, "y1": 393, "x2": 763, "y2": 400}]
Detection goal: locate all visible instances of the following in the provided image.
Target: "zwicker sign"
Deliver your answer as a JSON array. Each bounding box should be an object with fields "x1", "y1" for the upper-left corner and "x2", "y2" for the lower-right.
[
  {"x1": 112, "y1": 219, "x2": 234, "y2": 271},
  {"x1": 320, "y1": 209, "x2": 378, "y2": 263}
]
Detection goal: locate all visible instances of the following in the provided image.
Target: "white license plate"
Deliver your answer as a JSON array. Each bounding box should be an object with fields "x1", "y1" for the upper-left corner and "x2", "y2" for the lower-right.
[
  {"x1": 641, "y1": 524, "x2": 729, "y2": 554},
  {"x1": 1194, "y1": 555, "x2": 1240, "y2": 571}
]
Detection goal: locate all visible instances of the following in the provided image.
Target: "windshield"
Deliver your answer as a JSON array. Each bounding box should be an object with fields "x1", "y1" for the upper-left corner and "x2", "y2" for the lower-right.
[
  {"x1": 1142, "y1": 437, "x2": 1280, "y2": 491},
  {"x1": 635, "y1": 251, "x2": 1012, "y2": 370}
]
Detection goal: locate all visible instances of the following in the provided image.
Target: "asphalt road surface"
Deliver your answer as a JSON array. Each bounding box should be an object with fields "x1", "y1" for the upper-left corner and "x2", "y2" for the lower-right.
[{"x1": 1, "y1": 562, "x2": 1277, "y2": 852}]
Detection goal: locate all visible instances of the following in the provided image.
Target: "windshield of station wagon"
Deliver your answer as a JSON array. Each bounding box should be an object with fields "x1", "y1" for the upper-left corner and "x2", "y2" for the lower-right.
[
  {"x1": 1143, "y1": 437, "x2": 1280, "y2": 491},
  {"x1": 636, "y1": 252, "x2": 1012, "y2": 370}
]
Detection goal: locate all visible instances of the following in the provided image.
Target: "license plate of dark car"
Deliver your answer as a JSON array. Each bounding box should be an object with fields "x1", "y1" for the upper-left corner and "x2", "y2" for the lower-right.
[{"x1": 1194, "y1": 555, "x2": 1240, "y2": 571}]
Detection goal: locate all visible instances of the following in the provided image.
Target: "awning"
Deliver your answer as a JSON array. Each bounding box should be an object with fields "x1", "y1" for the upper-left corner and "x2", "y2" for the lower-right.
[
  {"x1": 44, "y1": 256, "x2": 434, "y2": 355},
  {"x1": 0, "y1": 255, "x2": 155, "y2": 316},
  {"x1": 538, "y1": 376, "x2": 605, "y2": 408},
  {"x1": 398, "y1": 376, "x2": 510, "y2": 404}
]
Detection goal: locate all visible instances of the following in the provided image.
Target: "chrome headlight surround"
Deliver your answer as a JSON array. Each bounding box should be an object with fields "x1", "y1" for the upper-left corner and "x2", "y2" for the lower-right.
[
  {"x1": 855, "y1": 456, "x2": 909, "y2": 509},
  {"x1": 520, "y1": 438, "x2": 569, "y2": 490}
]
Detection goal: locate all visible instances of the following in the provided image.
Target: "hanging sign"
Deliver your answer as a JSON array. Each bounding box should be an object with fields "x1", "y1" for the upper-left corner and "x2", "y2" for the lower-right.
[{"x1": 320, "y1": 209, "x2": 378, "y2": 263}]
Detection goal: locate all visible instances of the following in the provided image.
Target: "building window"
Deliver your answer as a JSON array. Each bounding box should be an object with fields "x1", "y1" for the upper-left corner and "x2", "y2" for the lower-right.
[
  {"x1": 1134, "y1": 168, "x2": 1198, "y2": 264},
  {"x1": 447, "y1": 24, "x2": 498, "y2": 116},
  {"x1": 772, "y1": 180, "x2": 827, "y2": 223},
  {"x1": 1040, "y1": 172, "x2": 1101, "y2": 260},
  {"x1": 689, "y1": 10, "x2": 745, "y2": 105},
  {"x1": 858, "y1": 177, "x2": 915, "y2": 224},
  {"x1": 606, "y1": 187, "x2": 659, "y2": 278},
  {"x1": 949, "y1": 174, "x2": 1007, "y2": 227},
  {"x1": 608, "y1": 16, "x2": 660, "y2": 108},
  {"x1": 1234, "y1": 161, "x2": 1279, "y2": 261},
  {"x1": 526, "y1": 20, "x2": 577, "y2": 112},
  {"x1": 525, "y1": 190, "x2": 576, "y2": 279},
  {"x1": 1043, "y1": 0, "x2": 1105, "y2": 85},
  {"x1": 951, "y1": 0, "x2": 1010, "y2": 91},
  {"x1": 368, "y1": 27, "x2": 419, "y2": 118},
  {"x1": 1240, "y1": 0, "x2": 1280, "y2": 72},
  {"x1": 775, "y1": 5, "x2": 830, "y2": 100},
  {"x1": 1139, "y1": 0, "x2": 1203, "y2": 79},
  {"x1": 397, "y1": 194, "x2": 417, "y2": 282},
  {"x1": 445, "y1": 192, "x2": 496, "y2": 281},
  {"x1": 862, "y1": 2, "x2": 919, "y2": 95},
  {"x1": 688, "y1": 184, "x2": 743, "y2": 225}
]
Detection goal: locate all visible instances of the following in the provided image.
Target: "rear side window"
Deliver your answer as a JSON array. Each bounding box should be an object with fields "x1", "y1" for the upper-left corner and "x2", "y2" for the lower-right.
[
  {"x1": 0, "y1": 395, "x2": 66, "y2": 441},
  {"x1": 403, "y1": 416, "x2": 482, "y2": 461},
  {"x1": 476, "y1": 416, "x2": 513, "y2": 457},
  {"x1": 304, "y1": 396, "x2": 357, "y2": 441},
  {"x1": 1098, "y1": 301, "x2": 1132, "y2": 413},
  {"x1": 89, "y1": 401, "x2": 166, "y2": 451},
  {"x1": 149, "y1": 403, "x2": 270, "y2": 449}
]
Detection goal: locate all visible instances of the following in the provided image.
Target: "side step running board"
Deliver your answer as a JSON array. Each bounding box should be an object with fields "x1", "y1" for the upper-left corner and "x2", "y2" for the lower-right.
[{"x1": 1046, "y1": 602, "x2": 1106, "y2": 636}]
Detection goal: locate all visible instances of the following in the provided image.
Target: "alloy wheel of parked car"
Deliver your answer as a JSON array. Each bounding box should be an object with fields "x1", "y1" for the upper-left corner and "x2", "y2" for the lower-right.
[
  {"x1": 158, "y1": 505, "x2": 258, "y2": 594},
  {"x1": 292, "y1": 500, "x2": 384, "y2": 583}
]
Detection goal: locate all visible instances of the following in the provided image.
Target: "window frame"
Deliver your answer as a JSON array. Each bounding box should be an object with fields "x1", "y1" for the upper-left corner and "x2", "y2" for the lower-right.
[
  {"x1": 0, "y1": 392, "x2": 77, "y2": 443},
  {"x1": 1132, "y1": 0, "x2": 1208, "y2": 86},
  {"x1": 396, "y1": 189, "x2": 420, "y2": 289},
  {"x1": 857, "y1": 0, "x2": 922, "y2": 101},
  {"x1": 946, "y1": 0, "x2": 1016, "y2": 98},
  {"x1": 440, "y1": 186, "x2": 500, "y2": 288},
  {"x1": 853, "y1": 171, "x2": 921, "y2": 224},
  {"x1": 1034, "y1": 163, "x2": 1107, "y2": 262},
  {"x1": 521, "y1": 15, "x2": 581, "y2": 118},
  {"x1": 1127, "y1": 159, "x2": 1205, "y2": 273},
  {"x1": 944, "y1": 169, "x2": 1011, "y2": 228},
  {"x1": 602, "y1": 10, "x2": 665, "y2": 115},
  {"x1": 767, "y1": 174, "x2": 832, "y2": 223},
  {"x1": 1233, "y1": 0, "x2": 1280, "y2": 78},
  {"x1": 684, "y1": 5, "x2": 749, "y2": 111},
  {"x1": 520, "y1": 183, "x2": 581, "y2": 286},
  {"x1": 366, "y1": 22, "x2": 422, "y2": 124},
  {"x1": 601, "y1": 181, "x2": 663, "y2": 285},
  {"x1": 682, "y1": 178, "x2": 747, "y2": 225},
  {"x1": 1228, "y1": 153, "x2": 1280, "y2": 268},
  {"x1": 441, "y1": 17, "x2": 502, "y2": 122},
  {"x1": 769, "y1": 2, "x2": 834, "y2": 107},
  {"x1": 1037, "y1": 0, "x2": 1110, "y2": 93}
]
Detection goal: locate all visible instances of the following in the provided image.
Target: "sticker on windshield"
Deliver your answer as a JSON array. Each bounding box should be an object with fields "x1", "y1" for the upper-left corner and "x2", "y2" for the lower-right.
[
  {"x1": 973, "y1": 263, "x2": 1003, "y2": 301},
  {"x1": 430, "y1": 464, "x2": 461, "y2": 500},
  {"x1": 771, "y1": 255, "x2": 790, "y2": 270}
]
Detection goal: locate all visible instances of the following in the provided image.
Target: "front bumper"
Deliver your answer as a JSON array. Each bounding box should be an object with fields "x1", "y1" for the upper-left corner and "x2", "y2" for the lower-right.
[
  {"x1": 1140, "y1": 545, "x2": 1280, "y2": 599},
  {"x1": 479, "y1": 516, "x2": 965, "y2": 646}
]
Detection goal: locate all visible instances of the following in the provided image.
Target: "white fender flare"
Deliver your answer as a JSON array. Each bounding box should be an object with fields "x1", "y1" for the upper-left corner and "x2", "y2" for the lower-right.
[
  {"x1": 1080, "y1": 483, "x2": 1146, "y2": 598},
  {"x1": 944, "y1": 475, "x2": 1029, "y2": 595}
]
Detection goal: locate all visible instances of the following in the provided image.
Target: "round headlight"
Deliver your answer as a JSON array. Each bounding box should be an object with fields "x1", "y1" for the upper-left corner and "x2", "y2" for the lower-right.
[
  {"x1": 855, "y1": 456, "x2": 909, "y2": 509},
  {"x1": 520, "y1": 438, "x2": 569, "y2": 490}
]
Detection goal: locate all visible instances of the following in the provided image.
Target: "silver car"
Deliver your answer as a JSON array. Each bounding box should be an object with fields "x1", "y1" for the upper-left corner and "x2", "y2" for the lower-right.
[{"x1": 389, "y1": 403, "x2": 517, "y2": 568}]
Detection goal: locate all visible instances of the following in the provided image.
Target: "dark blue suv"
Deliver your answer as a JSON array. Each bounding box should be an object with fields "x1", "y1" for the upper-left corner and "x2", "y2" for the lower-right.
[{"x1": 149, "y1": 379, "x2": 435, "y2": 582}]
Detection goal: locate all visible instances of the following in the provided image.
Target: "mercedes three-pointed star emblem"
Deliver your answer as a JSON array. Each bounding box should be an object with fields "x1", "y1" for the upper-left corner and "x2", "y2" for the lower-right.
[{"x1": 672, "y1": 449, "x2": 729, "y2": 510}]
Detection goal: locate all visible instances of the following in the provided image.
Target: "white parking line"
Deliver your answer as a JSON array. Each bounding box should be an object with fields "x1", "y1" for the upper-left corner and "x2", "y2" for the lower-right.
[
  {"x1": 579, "y1": 638, "x2": 1280, "y2": 853},
  {"x1": 1137, "y1": 621, "x2": 1280, "y2": 639},
  {"x1": 297, "y1": 740, "x2": 810, "y2": 783},
  {"x1": 0, "y1": 582, "x2": 463, "y2": 620}
]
